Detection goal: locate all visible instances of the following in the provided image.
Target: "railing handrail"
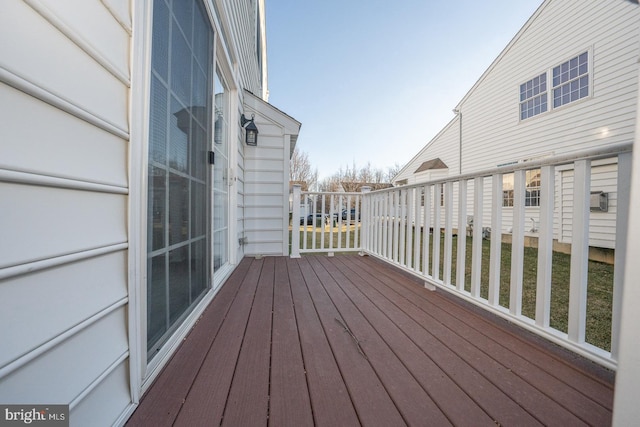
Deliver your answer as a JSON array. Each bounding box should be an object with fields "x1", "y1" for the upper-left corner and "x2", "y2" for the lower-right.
[
  {"x1": 301, "y1": 191, "x2": 363, "y2": 196},
  {"x1": 371, "y1": 141, "x2": 633, "y2": 193}
]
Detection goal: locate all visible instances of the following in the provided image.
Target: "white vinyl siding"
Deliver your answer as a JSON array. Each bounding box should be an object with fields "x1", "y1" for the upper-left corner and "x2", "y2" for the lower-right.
[
  {"x1": 0, "y1": 0, "x2": 132, "y2": 424},
  {"x1": 242, "y1": 92, "x2": 300, "y2": 257},
  {"x1": 559, "y1": 162, "x2": 619, "y2": 248},
  {"x1": 244, "y1": 133, "x2": 287, "y2": 256},
  {"x1": 236, "y1": 108, "x2": 247, "y2": 262},
  {"x1": 0, "y1": 84, "x2": 127, "y2": 187},
  {"x1": 461, "y1": 0, "x2": 636, "y2": 171},
  {"x1": 223, "y1": 0, "x2": 266, "y2": 98}
]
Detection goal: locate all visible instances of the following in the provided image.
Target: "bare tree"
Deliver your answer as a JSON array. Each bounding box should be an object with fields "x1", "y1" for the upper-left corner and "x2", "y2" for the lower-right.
[
  {"x1": 386, "y1": 162, "x2": 403, "y2": 182},
  {"x1": 318, "y1": 161, "x2": 403, "y2": 193},
  {"x1": 290, "y1": 147, "x2": 318, "y2": 190}
]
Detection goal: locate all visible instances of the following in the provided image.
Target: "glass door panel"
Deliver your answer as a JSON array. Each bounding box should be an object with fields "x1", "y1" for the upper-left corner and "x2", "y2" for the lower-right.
[
  {"x1": 146, "y1": 0, "x2": 213, "y2": 360},
  {"x1": 213, "y1": 70, "x2": 229, "y2": 278}
]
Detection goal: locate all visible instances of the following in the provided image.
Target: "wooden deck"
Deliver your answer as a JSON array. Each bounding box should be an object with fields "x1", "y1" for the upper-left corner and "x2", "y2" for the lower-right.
[{"x1": 126, "y1": 255, "x2": 614, "y2": 426}]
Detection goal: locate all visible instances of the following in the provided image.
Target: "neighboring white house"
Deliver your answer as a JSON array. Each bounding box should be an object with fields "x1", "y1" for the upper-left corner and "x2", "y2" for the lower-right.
[
  {"x1": 0, "y1": 0, "x2": 299, "y2": 425},
  {"x1": 394, "y1": 0, "x2": 638, "y2": 250}
]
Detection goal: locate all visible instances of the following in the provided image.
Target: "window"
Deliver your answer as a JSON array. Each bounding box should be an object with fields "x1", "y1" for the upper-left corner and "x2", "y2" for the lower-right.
[
  {"x1": 518, "y1": 51, "x2": 590, "y2": 120},
  {"x1": 525, "y1": 170, "x2": 541, "y2": 207},
  {"x1": 552, "y1": 52, "x2": 589, "y2": 108},
  {"x1": 502, "y1": 174, "x2": 514, "y2": 207},
  {"x1": 502, "y1": 169, "x2": 541, "y2": 207},
  {"x1": 520, "y1": 72, "x2": 547, "y2": 120}
]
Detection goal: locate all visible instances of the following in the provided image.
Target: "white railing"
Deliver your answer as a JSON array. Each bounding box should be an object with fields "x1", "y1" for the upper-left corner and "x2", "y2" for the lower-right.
[
  {"x1": 291, "y1": 189, "x2": 369, "y2": 257},
  {"x1": 290, "y1": 142, "x2": 631, "y2": 369}
]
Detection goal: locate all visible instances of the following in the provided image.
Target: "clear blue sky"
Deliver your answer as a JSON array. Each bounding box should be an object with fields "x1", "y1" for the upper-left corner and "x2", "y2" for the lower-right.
[{"x1": 265, "y1": 0, "x2": 543, "y2": 180}]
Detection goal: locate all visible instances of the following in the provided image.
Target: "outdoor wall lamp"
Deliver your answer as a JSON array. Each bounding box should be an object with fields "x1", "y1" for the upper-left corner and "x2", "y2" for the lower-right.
[{"x1": 241, "y1": 114, "x2": 259, "y2": 146}]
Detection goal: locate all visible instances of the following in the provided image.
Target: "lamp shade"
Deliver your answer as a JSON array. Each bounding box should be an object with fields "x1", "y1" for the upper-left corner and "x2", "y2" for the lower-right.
[{"x1": 245, "y1": 119, "x2": 258, "y2": 146}]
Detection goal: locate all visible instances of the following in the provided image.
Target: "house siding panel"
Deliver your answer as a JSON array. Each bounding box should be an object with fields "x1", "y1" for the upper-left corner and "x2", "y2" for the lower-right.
[
  {"x1": 0, "y1": 84, "x2": 127, "y2": 187},
  {"x1": 236, "y1": 117, "x2": 247, "y2": 262},
  {"x1": 25, "y1": 0, "x2": 130, "y2": 80},
  {"x1": 0, "y1": 251, "x2": 127, "y2": 368},
  {"x1": 0, "y1": 0, "x2": 132, "y2": 422},
  {"x1": 223, "y1": 0, "x2": 264, "y2": 97},
  {"x1": 0, "y1": 307, "x2": 128, "y2": 404},
  {"x1": 1, "y1": 0, "x2": 129, "y2": 133},
  {"x1": 70, "y1": 360, "x2": 131, "y2": 427},
  {"x1": 0, "y1": 184, "x2": 127, "y2": 269},
  {"x1": 244, "y1": 131, "x2": 287, "y2": 256}
]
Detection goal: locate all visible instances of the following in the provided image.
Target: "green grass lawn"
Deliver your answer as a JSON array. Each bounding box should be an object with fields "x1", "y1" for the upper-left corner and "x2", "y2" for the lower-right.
[
  {"x1": 443, "y1": 234, "x2": 613, "y2": 351},
  {"x1": 294, "y1": 222, "x2": 362, "y2": 251},
  {"x1": 290, "y1": 224, "x2": 614, "y2": 351}
]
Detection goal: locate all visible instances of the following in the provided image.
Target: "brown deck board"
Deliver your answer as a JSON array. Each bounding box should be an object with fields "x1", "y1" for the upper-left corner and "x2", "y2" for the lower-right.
[
  {"x1": 335, "y1": 256, "x2": 544, "y2": 426},
  {"x1": 286, "y1": 258, "x2": 360, "y2": 427},
  {"x1": 344, "y1": 256, "x2": 588, "y2": 426},
  {"x1": 268, "y1": 257, "x2": 314, "y2": 427},
  {"x1": 298, "y1": 257, "x2": 406, "y2": 426},
  {"x1": 173, "y1": 258, "x2": 264, "y2": 426},
  {"x1": 127, "y1": 255, "x2": 615, "y2": 427},
  {"x1": 126, "y1": 257, "x2": 252, "y2": 427},
  {"x1": 347, "y1": 255, "x2": 611, "y2": 425},
  {"x1": 322, "y1": 256, "x2": 502, "y2": 426},
  {"x1": 310, "y1": 256, "x2": 452, "y2": 426},
  {"x1": 359, "y1": 255, "x2": 614, "y2": 408},
  {"x1": 221, "y1": 257, "x2": 274, "y2": 426}
]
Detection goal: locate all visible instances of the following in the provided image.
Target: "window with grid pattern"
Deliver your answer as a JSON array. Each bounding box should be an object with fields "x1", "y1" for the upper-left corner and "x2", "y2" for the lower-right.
[
  {"x1": 552, "y1": 52, "x2": 589, "y2": 108},
  {"x1": 520, "y1": 72, "x2": 547, "y2": 120}
]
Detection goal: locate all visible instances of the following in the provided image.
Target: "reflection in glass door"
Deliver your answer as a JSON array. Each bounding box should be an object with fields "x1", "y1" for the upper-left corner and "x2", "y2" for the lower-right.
[
  {"x1": 146, "y1": 0, "x2": 213, "y2": 360},
  {"x1": 213, "y1": 70, "x2": 229, "y2": 279}
]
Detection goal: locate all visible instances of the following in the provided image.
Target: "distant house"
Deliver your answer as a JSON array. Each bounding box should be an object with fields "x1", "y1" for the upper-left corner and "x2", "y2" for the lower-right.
[
  {"x1": 394, "y1": 0, "x2": 638, "y2": 250},
  {"x1": 0, "y1": 0, "x2": 299, "y2": 424}
]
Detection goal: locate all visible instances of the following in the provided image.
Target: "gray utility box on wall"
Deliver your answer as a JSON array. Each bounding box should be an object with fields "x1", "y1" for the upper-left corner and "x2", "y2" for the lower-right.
[{"x1": 590, "y1": 191, "x2": 608, "y2": 212}]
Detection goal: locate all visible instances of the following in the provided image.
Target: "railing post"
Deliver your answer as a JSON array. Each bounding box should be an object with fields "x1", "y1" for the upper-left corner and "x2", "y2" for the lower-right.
[
  {"x1": 290, "y1": 184, "x2": 301, "y2": 258},
  {"x1": 510, "y1": 170, "x2": 525, "y2": 316},
  {"x1": 488, "y1": 174, "x2": 502, "y2": 306},
  {"x1": 399, "y1": 189, "x2": 407, "y2": 266},
  {"x1": 433, "y1": 184, "x2": 442, "y2": 282},
  {"x1": 456, "y1": 179, "x2": 467, "y2": 291},
  {"x1": 612, "y1": 152, "x2": 632, "y2": 360},
  {"x1": 443, "y1": 181, "x2": 454, "y2": 286},
  {"x1": 360, "y1": 186, "x2": 371, "y2": 256},
  {"x1": 568, "y1": 159, "x2": 591, "y2": 344},
  {"x1": 405, "y1": 188, "x2": 414, "y2": 268},
  {"x1": 471, "y1": 176, "x2": 483, "y2": 298},
  {"x1": 422, "y1": 184, "x2": 431, "y2": 278},
  {"x1": 393, "y1": 190, "x2": 400, "y2": 263},
  {"x1": 413, "y1": 187, "x2": 422, "y2": 272},
  {"x1": 536, "y1": 165, "x2": 555, "y2": 328}
]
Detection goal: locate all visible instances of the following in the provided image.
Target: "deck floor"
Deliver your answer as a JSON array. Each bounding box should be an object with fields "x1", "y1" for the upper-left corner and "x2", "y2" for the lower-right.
[{"x1": 127, "y1": 255, "x2": 614, "y2": 426}]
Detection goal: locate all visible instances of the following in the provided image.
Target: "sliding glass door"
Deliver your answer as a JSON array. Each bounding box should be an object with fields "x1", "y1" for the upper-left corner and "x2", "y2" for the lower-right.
[{"x1": 146, "y1": 0, "x2": 213, "y2": 359}]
